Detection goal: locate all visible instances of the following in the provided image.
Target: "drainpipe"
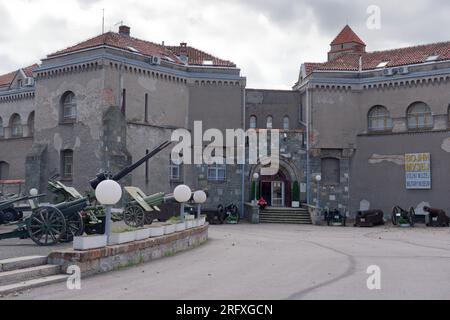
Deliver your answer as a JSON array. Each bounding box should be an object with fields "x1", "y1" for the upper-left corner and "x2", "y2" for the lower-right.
[
  {"x1": 241, "y1": 85, "x2": 246, "y2": 217},
  {"x1": 305, "y1": 85, "x2": 311, "y2": 205}
]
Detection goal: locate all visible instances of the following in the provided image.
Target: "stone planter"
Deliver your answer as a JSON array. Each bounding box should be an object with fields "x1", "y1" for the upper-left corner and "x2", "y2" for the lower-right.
[
  {"x1": 149, "y1": 226, "x2": 165, "y2": 237},
  {"x1": 109, "y1": 231, "x2": 136, "y2": 245},
  {"x1": 186, "y1": 220, "x2": 194, "y2": 229},
  {"x1": 164, "y1": 224, "x2": 176, "y2": 235},
  {"x1": 135, "y1": 228, "x2": 150, "y2": 241},
  {"x1": 73, "y1": 235, "x2": 107, "y2": 251},
  {"x1": 175, "y1": 222, "x2": 186, "y2": 232}
]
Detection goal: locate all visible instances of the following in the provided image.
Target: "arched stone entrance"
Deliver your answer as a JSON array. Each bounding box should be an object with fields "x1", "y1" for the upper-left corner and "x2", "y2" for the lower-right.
[{"x1": 250, "y1": 159, "x2": 300, "y2": 208}]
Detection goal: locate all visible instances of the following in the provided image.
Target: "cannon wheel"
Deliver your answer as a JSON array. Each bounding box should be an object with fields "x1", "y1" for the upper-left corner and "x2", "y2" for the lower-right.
[
  {"x1": 124, "y1": 205, "x2": 145, "y2": 228},
  {"x1": 409, "y1": 207, "x2": 415, "y2": 227},
  {"x1": 144, "y1": 213, "x2": 155, "y2": 225},
  {"x1": 217, "y1": 205, "x2": 225, "y2": 225},
  {"x1": 0, "y1": 208, "x2": 21, "y2": 224},
  {"x1": 60, "y1": 212, "x2": 85, "y2": 243},
  {"x1": 391, "y1": 206, "x2": 401, "y2": 225},
  {"x1": 27, "y1": 206, "x2": 66, "y2": 246}
]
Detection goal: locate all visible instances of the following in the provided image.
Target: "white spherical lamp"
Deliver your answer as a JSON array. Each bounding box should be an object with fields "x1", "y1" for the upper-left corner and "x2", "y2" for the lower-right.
[
  {"x1": 174, "y1": 185, "x2": 192, "y2": 203},
  {"x1": 29, "y1": 188, "x2": 39, "y2": 197},
  {"x1": 193, "y1": 191, "x2": 207, "y2": 204},
  {"x1": 95, "y1": 180, "x2": 122, "y2": 205},
  {"x1": 253, "y1": 173, "x2": 259, "y2": 180},
  {"x1": 315, "y1": 175, "x2": 322, "y2": 182}
]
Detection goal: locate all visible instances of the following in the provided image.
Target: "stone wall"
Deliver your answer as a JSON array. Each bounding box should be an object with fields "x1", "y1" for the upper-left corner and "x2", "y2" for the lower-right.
[{"x1": 48, "y1": 224, "x2": 208, "y2": 277}]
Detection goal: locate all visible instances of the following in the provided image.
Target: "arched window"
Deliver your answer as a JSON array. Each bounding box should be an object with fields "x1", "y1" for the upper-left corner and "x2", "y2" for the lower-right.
[
  {"x1": 10, "y1": 114, "x2": 22, "y2": 137},
  {"x1": 61, "y1": 149, "x2": 74, "y2": 179},
  {"x1": 0, "y1": 161, "x2": 9, "y2": 180},
  {"x1": 249, "y1": 115, "x2": 257, "y2": 129},
  {"x1": 61, "y1": 91, "x2": 76, "y2": 121},
  {"x1": 266, "y1": 116, "x2": 273, "y2": 129},
  {"x1": 27, "y1": 112, "x2": 35, "y2": 136},
  {"x1": 283, "y1": 116, "x2": 290, "y2": 130},
  {"x1": 0, "y1": 117, "x2": 4, "y2": 138},
  {"x1": 368, "y1": 106, "x2": 392, "y2": 131},
  {"x1": 407, "y1": 102, "x2": 433, "y2": 129}
]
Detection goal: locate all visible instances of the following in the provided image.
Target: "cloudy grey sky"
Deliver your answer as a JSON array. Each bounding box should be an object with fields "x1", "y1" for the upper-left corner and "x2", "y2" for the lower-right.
[{"x1": 0, "y1": 0, "x2": 449, "y2": 89}]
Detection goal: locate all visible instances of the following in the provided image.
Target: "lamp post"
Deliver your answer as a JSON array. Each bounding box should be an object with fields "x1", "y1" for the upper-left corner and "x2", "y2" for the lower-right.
[
  {"x1": 193, "y1": 191, "x2": 207, "y2": 219},
  {"x1": 174, "y1": 185, "x2": 192, "y2": 221},
  {"x1": 95, "y1": 180, "x2": 122, "y2": 243},
  {"x1": 253, "y1": 173, "x2": 259, "y2": 204},
  {"x1": 315, "y1": 175, "x2": 322, "y2": 209}
]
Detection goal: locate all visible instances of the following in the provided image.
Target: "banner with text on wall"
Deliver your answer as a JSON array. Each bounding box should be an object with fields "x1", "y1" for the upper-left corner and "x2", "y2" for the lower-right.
[{"x1": 405, "y1": 153, "x2": 431, "y2": 190}]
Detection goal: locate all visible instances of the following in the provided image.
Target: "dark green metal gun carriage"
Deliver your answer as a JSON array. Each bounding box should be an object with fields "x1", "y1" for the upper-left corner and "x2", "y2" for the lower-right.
[{"x1": 0, "y1": 194, "x2": 87, "y2": 246}]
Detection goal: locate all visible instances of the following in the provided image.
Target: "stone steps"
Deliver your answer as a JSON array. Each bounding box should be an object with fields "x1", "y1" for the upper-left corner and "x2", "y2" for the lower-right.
[
  {"x1": 259, "y1": 208, "x2": 312, "y2": 225},
  {"x1": 0, "y1": 256, "x2": 67, "y2": 296}
]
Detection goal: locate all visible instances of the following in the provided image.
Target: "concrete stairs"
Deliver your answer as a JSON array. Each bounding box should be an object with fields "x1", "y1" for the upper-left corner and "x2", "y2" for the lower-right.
[
  {"x1": 0, "y1": 256, "x2": 68, "y2": 296},
  {"x1": 259, "y1": 207, "x2": 312, "y2": 225}
]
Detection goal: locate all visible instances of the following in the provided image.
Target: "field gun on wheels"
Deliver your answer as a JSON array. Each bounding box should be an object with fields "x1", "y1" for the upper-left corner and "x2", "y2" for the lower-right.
[
  {"x1": 0, "y1": 194, "x2": 38, "y2": 225},
  {"x1": 0, "y1": 194, "x2": 86, "y2": 246},
  {"x1": 391, "y1": 206, "x2": 415, "y2": 226},
  {"x1": 123, "y1": 187, "x2": 204, "y2": 228}
]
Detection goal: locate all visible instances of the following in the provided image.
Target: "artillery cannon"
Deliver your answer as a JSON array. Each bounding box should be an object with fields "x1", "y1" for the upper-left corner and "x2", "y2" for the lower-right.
[
  {"x1": 354, "y1": 209, "x2": 385, "y2": 227},
  {"x1": 0, "y1": 194, "x2": 87, "y2": 246},
  {"x1": 423, "y1": 206, "x2": 449, "y2": 227},
  {"x1": 391, "y1": 206, "x2": 415, "y2": 226},
  {"x1": 0, "y1": 193, "x2": 43, "y2": 225},
  {"x1": 324, "y1": 208, "x2": 346, "y2": 226},
  {"x1": 90, "y1": 141, "x2": 172, "y2": 190},
  {"x1": 123, "y1": 187, "x2": 204, "y2": 228}
]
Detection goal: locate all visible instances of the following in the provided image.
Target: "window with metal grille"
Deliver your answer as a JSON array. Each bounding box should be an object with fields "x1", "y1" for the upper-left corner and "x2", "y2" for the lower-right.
[
  {"x1": 61, "y1": 92, "x2": 77, "y2": 121},
  {"x1": 407, "y1": 102, "x2": 433, "y2": 129},
  {"x1": 368, "y1": 106, "x2": 392, "y2": 131},
  {"x1": 10, "y1": 114, "x2": 22, "y2": 137},
  {"x1": 61, "y1": 150, "x2": 74, "y2": 179},
  {"x1": 207, "y1": 162, "x2": 226, "y2": 181}
]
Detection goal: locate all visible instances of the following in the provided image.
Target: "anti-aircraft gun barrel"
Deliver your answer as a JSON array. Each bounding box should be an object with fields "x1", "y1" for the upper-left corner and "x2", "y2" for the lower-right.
[{"x1": 90, "y1": 140, "x2": 172, "y2": 190}]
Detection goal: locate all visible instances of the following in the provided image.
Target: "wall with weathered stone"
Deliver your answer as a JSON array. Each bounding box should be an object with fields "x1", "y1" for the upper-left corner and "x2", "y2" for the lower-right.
[{"x1": 351, "y1": 131, "x2": 450, "y2": 217}]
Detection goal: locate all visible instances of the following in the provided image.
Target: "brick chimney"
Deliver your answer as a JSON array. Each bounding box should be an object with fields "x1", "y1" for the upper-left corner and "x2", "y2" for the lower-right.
[
  {"x1": 119, "y1": 25, "x2": 130, "y2": 36},
  {"x1": 180, "y1": 42, "x2": 188, "y2": 55}
]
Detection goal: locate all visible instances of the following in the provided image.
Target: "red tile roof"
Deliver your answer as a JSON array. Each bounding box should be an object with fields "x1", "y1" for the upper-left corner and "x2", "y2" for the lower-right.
[
  {"x1": 305, "y1": 41, "x2": 450, "y2": 75},
  {"x1": 167, "y1": 45, "x2": 236, "y2": 67},
  {"x1": 331, "y1": 25, "x2": 366, "y2": 46},
  {"x1": 0, "y1": 64, "x2": 38, "y2": 88},
  {"x1": 47, "y1": 31, "x2": 235, "y2": 67}
]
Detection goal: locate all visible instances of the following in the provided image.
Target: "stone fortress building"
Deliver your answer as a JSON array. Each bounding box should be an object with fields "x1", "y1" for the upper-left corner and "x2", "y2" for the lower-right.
[{"x1": 1, "y1": 25, "x2": 449, "y2": 219}]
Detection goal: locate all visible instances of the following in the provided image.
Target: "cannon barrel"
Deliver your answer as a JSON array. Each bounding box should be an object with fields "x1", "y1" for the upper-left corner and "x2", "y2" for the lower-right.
[
  {"x1": 90, "y1": 140, "x2": 172, "y2": 189},
  {"x1": 357, "y1": 209, "x2": 383, "y2": 218},
  {"x1": 423, "y1": 207, "x2": 445, "y2": 215},
  {"x1": 54, "y1": 197, "x2": 88, "y2": 212}
]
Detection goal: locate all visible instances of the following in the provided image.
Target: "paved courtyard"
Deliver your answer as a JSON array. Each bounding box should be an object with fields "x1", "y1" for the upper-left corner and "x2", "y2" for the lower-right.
[{"x1": 2, "y1": 223, "x2": 450, "y2": 300}]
